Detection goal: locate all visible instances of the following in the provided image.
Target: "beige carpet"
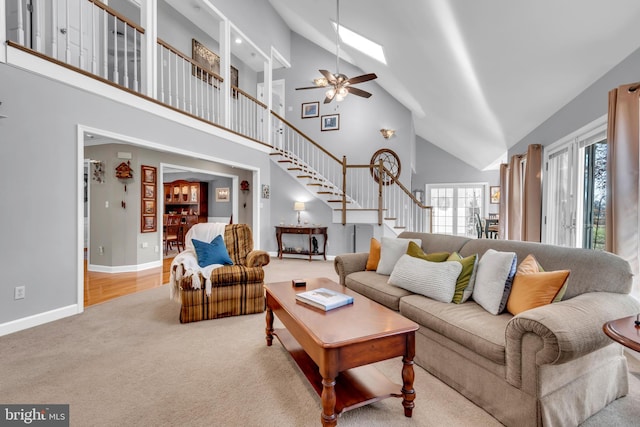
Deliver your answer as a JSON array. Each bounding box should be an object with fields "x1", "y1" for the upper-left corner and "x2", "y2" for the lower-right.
[{"x1": 0, "y1": 258, "x2": 638, "y2": 426}]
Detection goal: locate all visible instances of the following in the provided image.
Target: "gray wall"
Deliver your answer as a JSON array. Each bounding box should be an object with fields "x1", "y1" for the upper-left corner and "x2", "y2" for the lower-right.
[
  {"x1": 510, "y1": 46, "x2": 640, "y2": 155},
  {"x1": 0, "y1": 63, "x2": 270, "y2": 324}
]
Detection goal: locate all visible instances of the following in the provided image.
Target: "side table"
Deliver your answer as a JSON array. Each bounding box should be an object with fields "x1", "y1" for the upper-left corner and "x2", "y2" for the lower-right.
[
  {"x1": 603, "y1": 315, "x2": 640, "y2": 352},
  {"x1": 275, "y1": 226, "x2": 327, "y2": 261}
]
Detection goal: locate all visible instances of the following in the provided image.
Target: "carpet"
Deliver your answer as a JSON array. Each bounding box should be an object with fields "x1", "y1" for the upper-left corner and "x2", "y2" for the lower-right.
[{"x1": 1, "y1": 258, "x2": 639, "y2": 426}]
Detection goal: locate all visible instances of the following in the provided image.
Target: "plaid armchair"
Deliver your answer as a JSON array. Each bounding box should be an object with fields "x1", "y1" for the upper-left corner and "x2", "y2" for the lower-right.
[{"x1": 171, "y1": 223, "x2": 270, "y2": 323}]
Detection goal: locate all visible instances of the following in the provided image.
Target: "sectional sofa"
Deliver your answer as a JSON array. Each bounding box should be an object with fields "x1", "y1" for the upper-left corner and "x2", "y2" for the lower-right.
[{"x1": 334, "y1": 231, "x2": 640, "y2": 426}]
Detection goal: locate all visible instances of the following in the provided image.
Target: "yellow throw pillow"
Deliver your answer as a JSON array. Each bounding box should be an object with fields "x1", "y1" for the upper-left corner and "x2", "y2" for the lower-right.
[
  {"x1": 447, "y1": 252, "x2": 479, "y2": 304},
  {"x1": 507, "y1": 270, "x2": 570, "y2": 315},
  {"x1": 365, "y1": 238, "x2": 381, "y2": 271},
  {"x1": 517, "y1": 254, "x2": 567, "y2": 303},
  {"x1": 406, "y1": 241, "x2": 450, "y2": 262}
]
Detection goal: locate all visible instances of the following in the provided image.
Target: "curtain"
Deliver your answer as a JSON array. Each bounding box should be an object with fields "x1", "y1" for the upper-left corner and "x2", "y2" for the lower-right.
[
  {"x1": 606, "y1": 84, "x2": 640, "y2": 290},
  {"x1": 499, "y1": 144, "x2": 543, "y2": 241}
]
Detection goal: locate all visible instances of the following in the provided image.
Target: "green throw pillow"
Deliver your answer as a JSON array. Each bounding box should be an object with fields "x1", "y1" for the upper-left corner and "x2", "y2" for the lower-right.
[
  {"x1": 447, "y1": 252, "x2": 479, "y2": 304},
  {"x1": 406, "y1": 241, "x2": 450, "y2": 262}
]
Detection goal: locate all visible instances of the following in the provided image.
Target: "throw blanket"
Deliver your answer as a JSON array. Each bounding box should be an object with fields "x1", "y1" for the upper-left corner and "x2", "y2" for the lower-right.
[{"x1": 169, "y1": 222, "x2": 228, "y2": 302}]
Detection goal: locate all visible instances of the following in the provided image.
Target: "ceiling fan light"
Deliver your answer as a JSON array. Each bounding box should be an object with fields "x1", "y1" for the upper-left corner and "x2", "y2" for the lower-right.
[
  {"x1": 314, "y1": 77, "x2": 328, "y2": 87},
  {"x1": 335, "y1": 86, "x2": 349, "y2": 102},
  {"x1": 325, "y1": 88, "x2": 336, "y2": 99}
]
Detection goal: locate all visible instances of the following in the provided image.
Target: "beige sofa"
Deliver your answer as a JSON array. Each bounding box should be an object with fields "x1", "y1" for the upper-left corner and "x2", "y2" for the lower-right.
[{"x1": 334, "y1": 231, "x2": 640, "y2": 426}]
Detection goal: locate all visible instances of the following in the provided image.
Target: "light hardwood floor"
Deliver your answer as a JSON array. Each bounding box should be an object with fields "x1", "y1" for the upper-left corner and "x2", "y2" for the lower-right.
[{"x1": 84, "y1": 257, "x2": 173, "y2": 306}]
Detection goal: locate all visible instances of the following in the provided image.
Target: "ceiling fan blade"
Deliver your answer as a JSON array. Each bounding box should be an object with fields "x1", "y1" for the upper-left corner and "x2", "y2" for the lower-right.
[
  {"x1": 295, "y1": 86, "x2": 325, "y2": 90},
  {"x1": 346, "y1": 86, "x2": 372, "y2": 98},
  {"x1": 319, "y1": 69, "x2": 337, "y2": 84},
  {"x1": 346, "y1": 73, "x2": 377, "y2": 85}
]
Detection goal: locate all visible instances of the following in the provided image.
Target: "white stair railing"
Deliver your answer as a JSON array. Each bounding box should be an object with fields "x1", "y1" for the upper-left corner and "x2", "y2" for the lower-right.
[{"x1": 230, "y1": 86, "x2": 267, "y2": 143}]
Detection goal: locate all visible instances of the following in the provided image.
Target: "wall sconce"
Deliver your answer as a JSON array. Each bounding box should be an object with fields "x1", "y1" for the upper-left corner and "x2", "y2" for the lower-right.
[
  {"x1": 294, "y1": 201, "x2": 305, "y2": 225},
  {"x1": 380, "y1": 129, "x2": 396, "y2": 139},
  {"x1": 314, "y1": 77, "x2": 328, "y2": 87}
]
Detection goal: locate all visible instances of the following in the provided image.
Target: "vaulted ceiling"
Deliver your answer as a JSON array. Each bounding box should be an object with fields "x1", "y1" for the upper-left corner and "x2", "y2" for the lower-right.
[{"x1": 269, "y1": 0, "x2": 640, "y2": 169}]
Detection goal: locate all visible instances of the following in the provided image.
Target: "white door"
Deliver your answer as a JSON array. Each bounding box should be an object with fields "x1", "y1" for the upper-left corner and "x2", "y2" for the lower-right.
[{"x1": 544, "y1": 145, "x2": 576, "y2": 247}]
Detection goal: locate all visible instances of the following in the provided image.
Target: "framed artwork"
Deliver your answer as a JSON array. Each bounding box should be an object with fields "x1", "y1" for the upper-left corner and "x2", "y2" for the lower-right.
[
  {"x1": 321, "y1": 114, "x2": 340, "y2": 131},
  {"x1": 216, "y1": 187, "x2": 230, "y2": 202},
  {"x1": 231, "y1": 65, "x2": 239, "y2": 88},
  {"x1": 141, "y1": 165, "x2": 157, "y2": 233},
  {"x1": 192, "y1": 39, "x2": 220, "y2": 84},
  {"x1": 143, "y1": 184, "x2": 155, "y2": 199},
  {"x1": 142, "y1": 165, "x2": 155, "y2": 183},
  {"x1": 490, "y1": 186, "x2": 501, "y2": 204},
  {"x1": 262, "y1": 184, "x2": 270, "y2": 199},
  {"x1": 301, "y1": 102, "x2": 319, "y2": 119}
]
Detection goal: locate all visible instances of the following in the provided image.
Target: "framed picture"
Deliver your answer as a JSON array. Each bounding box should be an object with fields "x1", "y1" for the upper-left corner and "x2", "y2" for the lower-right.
[
  {"x1": 142, "y1": 165, "x2": 155, "y2": 183},
  {"x1": 321, "y1": 114, "x2": 340, "y2": 131},
  {"x1": 216, "y1": 187, "x2": 230, "y2": 202},
  {"x1": 192, "y1": 39, "x2": 220, "y2": 84},
  {"x1": 262, "y1": 184, "x2": 270, "y2": 199},
  {"x1": 142, "y1": 215, "x2": 156, "y2": 232},
  {"x1": 143, "y1": 200, "x2": 155, "y2": 215},
  {"x1": 490, "y1": 186, "x2": 501, "y2": 204},
  {"x1": 301, "y1": 102, "x2": 319, "y2": 119},
  {"x1": 144, "y1": 184, "x2": 155, "y2": 199}
]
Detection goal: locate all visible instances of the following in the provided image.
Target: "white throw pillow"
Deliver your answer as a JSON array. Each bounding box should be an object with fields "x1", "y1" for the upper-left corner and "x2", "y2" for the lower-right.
[
  {"x1": 472, "y1": 249, "x2": 517, "y2": 315},
  {"x1": 389, "y1": 255, "x2": 462, "y2": 303},
  {"x1": 376, "y1": 237, "x2": 422, "y2": 275}
]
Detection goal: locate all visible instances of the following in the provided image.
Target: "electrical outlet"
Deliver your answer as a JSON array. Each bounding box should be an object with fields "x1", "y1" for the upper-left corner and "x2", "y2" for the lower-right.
[
  {"x1": 14, "y1": 286, "x2": 25, "y2": 300},
  {"x1": 99, "y1": 246, "x2": 104, "y2": 254}
]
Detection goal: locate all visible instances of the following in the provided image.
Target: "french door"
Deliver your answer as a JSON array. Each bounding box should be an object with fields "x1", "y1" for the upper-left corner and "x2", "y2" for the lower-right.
[
  {"x1": 543, "y1": 118, "x2": 607, "y2": 249},
  {"x1": 427, "y1": 183, "x2": 487, "y2": 237}
]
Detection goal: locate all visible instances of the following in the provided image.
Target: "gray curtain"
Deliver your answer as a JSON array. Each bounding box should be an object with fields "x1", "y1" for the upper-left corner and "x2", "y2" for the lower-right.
[
  {"x1": 606, "y1": 84, "x2": 640, "y2": 290},
  {"x1": 499, "y1": 144, "x2": 542, "y2": 241}
]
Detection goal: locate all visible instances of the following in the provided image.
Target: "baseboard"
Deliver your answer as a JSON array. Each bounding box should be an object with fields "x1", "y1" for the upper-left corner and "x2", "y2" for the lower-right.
[
  {"x1": 0, "y1": 304, "x2": 79, "y2": 337},
  {"x1": 267, "y1": 251, "x2": 335, "y2": 261},
  {"x1": 88, "y1": 260, "x2": 162, "y2": 273}
]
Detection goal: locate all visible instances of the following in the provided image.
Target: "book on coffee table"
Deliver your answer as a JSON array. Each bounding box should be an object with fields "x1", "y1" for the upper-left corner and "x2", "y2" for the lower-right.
[{"x1": 295, "y1": 287, "x2": 354, "y2": 311}]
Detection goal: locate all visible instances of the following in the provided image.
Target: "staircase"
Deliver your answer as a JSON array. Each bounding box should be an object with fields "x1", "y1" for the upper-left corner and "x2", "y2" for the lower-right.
[{"x1": 269, "y1": 112, "x2": 432, "y2": 235}]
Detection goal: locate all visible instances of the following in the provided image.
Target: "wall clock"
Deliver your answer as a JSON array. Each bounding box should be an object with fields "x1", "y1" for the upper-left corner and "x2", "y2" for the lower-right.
[{"x1": 370, "y1": 149, "x2": 401, "y2": 185}]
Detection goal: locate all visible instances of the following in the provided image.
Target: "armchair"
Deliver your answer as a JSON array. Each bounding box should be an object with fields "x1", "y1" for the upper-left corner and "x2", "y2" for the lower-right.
[{"x1": 170, "y1": 223, "x2": 270, "y2": 323}]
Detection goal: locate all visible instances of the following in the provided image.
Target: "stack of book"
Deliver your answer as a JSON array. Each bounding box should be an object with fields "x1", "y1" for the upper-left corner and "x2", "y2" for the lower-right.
[{"x1": 295, "y1": 287, "x2": 354, "y2": 311}]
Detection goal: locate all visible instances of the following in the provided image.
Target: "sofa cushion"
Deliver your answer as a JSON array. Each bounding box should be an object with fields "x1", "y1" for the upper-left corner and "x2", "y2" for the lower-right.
[
  {"x1": 447, "y1": 252, "x2": 479, "y2": 304},
  {"x1": 388, "y1": 255, "x2": 462, "y2": 303},
  {"x1": 345, "y1": 271, "x2": 412, "y2": 311},
  {"x1": 376, "y1": 237, "x2": 422, "y2": 275},
  {"x1": 365, "y1": 238, "x2": 381, "y2": 271},
  {"x1": 473, "y1": 249, "x2": 517, "y2": 315},
  {"x1": 400, "y1": 294, "x2": 511, "y2": 365}
]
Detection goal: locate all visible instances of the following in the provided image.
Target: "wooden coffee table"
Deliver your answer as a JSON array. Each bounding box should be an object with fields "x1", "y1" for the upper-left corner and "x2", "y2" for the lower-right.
[{"x1": 264, "y1": 277, "x2": 418, "y2": 426}]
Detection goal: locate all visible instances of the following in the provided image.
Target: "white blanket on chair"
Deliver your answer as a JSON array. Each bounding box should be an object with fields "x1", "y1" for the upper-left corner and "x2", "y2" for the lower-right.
[{"x1": 169, "y1": 222, "x2": 228, "y2": 302}]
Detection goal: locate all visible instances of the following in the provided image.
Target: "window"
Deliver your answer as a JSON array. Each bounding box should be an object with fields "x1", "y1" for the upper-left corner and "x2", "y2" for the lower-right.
[
  {"x1": 427, "y1": 183, "x2": 487, "y2": 237},
  {"x1": 543, "y1": 117, "x2": 607, "y2": 249}
]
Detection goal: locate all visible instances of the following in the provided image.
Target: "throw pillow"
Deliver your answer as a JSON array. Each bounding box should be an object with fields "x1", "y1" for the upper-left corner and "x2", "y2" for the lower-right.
[
  {"x1": 406, "y1": 241, "x2": 449, "y2": 262},
  {"x1": 472, "y1": 249, "x2": 517, "y2": 315},
  {"x1": 192, "y1": 235, "x2": 234, "y2": 268},
  {"x1": 365, "y1": 238, "x2": 381, "y2": 271},
  {"x1": 506, "y1": 270, "x2": 570, "y2": 315},
  {"x1": 518, "y1": 254, "x2": 567, "y2": 302},
  {"x1": 376, "y1": 237, "x2": 422, "y2": 275},
  {"x1": 447, "y1": 252, "x2": 479, "y2": 304},
  {"x1": 388, "y1": 254, "x2": 462, "y2": 303}
]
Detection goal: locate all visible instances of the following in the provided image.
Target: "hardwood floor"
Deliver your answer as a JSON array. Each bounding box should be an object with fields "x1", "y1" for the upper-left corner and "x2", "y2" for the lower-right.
[{"x1": 84, "y1": 257, "x2": 173, "y2": 306}]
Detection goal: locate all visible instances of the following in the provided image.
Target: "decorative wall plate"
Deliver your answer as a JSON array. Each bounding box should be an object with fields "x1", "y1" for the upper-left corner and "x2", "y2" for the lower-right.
[{"x1": 370, "y1": 149, "x2": 401, "y2": 185}]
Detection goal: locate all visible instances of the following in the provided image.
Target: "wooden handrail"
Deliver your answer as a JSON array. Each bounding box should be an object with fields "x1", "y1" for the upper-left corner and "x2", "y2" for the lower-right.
[
  {"x1": 232, "y1": 85, "x2": 267, "y2": 109},
  {"x1": 89, "y1": 0, "x2": 145, "y2": 34},
  {"x1": 270, "y1": 111, "x2": 341, "y2": 164},
  {"x1": 157, "y1": 38, "x2": 224, "y2": 83}
]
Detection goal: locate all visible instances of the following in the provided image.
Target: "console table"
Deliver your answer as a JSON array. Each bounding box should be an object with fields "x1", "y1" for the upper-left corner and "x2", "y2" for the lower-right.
[{"x1": 276, "y1": 226, "x2": 327, "y2": 261}]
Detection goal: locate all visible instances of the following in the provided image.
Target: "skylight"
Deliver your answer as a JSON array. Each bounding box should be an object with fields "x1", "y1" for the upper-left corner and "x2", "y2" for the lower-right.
[{"x1": 332, "y1": 22, "x2": 387, "y2": 65}]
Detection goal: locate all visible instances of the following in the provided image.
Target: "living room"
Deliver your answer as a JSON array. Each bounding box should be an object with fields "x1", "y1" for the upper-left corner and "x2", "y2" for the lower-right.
[{"x1": 3, "y1": 0, "x2": 640, "y2": 425}]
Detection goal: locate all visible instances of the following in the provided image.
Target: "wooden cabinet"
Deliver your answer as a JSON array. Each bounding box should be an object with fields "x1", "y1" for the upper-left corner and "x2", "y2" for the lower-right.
[{"x1": 164, "y1": 180, "x2": 208, "y2": 223}]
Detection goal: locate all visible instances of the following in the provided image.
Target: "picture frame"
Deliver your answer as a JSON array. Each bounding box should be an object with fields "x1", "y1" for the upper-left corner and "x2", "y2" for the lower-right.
[
  {"x1": 143, "y1": 200, "x2": 155, "y2": 215},
  {"x1": 142, "y1": 215, "x2": 156, "y2": 232},
  {"x1": 262, "y1": 184, "x2": 270, "y2": 199},
  {"x1": 301, "y1": 102, "x2": 319, "y2": 119},
  {"x1": 143, "y1": 184, "x2": 155, "y2": 199},
  {"x1": 490, "y1": 186, "x2": 501, "y2": 204},
  {"x1": 321, "y1": 114, "x2": 340, "y2": 131},
  {"x1": 142, "y1": 165, "x2": 155, "y2": 183},
  {"x1": 192, "y1": 39, "x2": 220, "y2": 84},
  {"x1": 216, "y1": 187, "x2": 230, "y2": 202}
]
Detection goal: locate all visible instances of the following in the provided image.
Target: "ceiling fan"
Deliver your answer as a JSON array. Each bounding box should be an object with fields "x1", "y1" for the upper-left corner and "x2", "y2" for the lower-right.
[{"x1": 295, "y1": 0, "x2": 377, "y2": 103}]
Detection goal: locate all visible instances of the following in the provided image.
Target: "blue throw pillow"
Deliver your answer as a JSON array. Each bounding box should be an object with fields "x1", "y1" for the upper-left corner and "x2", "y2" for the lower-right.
[{"x1": 192, "y1": 235, "x2": 234, "y2": 268}]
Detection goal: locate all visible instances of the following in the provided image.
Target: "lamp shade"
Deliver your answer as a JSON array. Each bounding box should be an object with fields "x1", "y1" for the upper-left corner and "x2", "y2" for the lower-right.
[{"x1": 294, "y1": 202, "x2": 305, "y2": 211}]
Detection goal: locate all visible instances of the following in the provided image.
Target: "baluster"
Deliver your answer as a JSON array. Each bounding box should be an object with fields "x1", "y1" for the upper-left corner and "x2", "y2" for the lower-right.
[
  {"x1": 182, "y1": 57, "x2": 186, "y2": 111},
  {"x1": 51, "y1": 0, "x2": 58, "y2": 58},
  {"x1": 174, "y1": 50, "x2": 179, "y2": 108},
  {"x1": 78, "y1": 0, "x2": 84, "y2": 69},
  {"x1": 91, "y1": 2, "x2": 97, "y2": 73},
  {"x1": 122, "y1": 23, "x2": 129, "y2": 88},
  {"x1": 34, "y1": 0, "x2": 42, "y2": 51},
  {"x1": 133, "y1": 30, "x2": 138, "y2": 92},
  {"x1": 112, "y1": 14, "x2": 118, "y2": 84},
  {"x1": 65, "y1": 0, "x2": 70, "y2": 63},
  {"x1": 159, "y1": 45, "x2": 165, "y2": 103},
  {"x1": 16, "y1": 0, "x2": 24, "y2": 45},
  {"x1": 102, "y1": 8, "x2": 107, "y2": 78}
]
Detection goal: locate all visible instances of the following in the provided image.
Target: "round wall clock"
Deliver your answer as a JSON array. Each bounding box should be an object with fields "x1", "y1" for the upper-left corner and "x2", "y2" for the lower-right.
[{"x1": 370, "y1": 149, "x2": 401, "y2": 185}]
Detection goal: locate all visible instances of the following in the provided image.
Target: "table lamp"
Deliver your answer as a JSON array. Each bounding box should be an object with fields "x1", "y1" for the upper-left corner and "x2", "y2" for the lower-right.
[{"x1": 294, "y1": 202, "x2": 305, "y2": 225}]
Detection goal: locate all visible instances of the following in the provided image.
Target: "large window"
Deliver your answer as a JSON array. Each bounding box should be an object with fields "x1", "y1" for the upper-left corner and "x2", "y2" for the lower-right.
[
  {"x1": 427, "y1": 183, "x2": 487, "y2": 236},
  {"x1": 543, "y1": 118, "x2": 607, "y2": 249}
]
